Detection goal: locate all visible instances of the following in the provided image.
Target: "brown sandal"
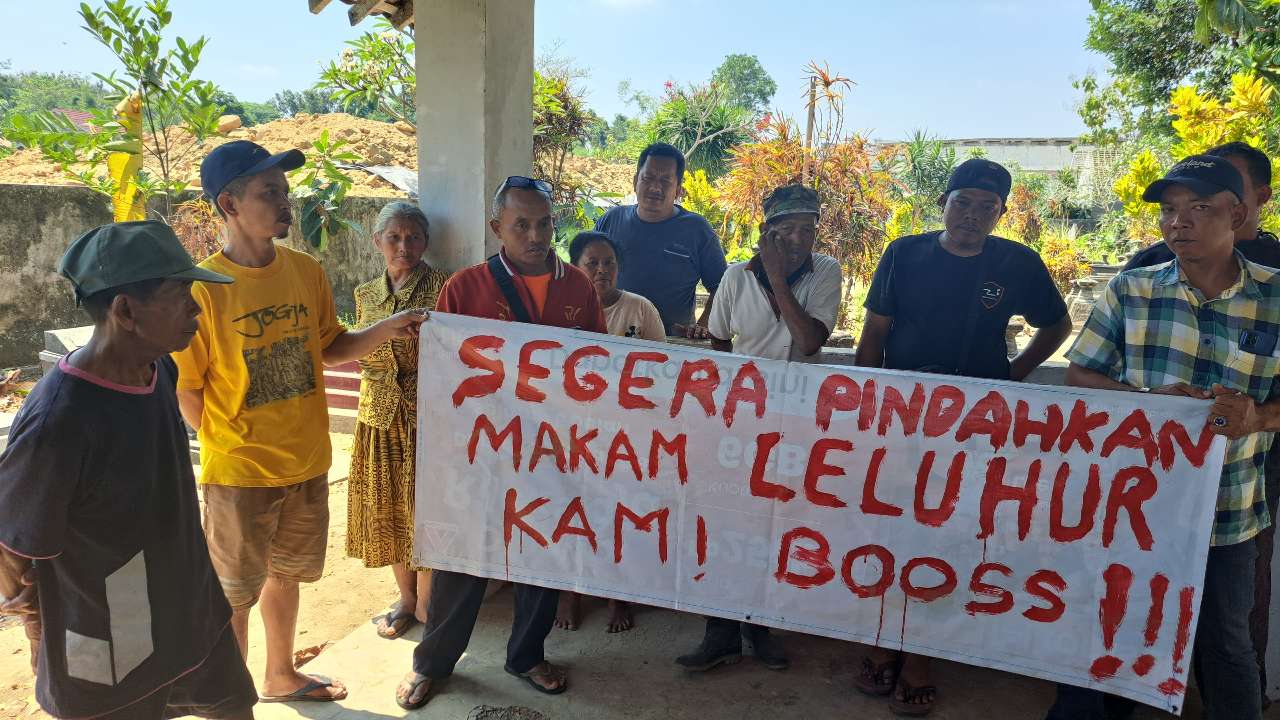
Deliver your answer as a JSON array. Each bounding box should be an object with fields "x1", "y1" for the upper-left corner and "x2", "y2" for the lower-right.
[
  {"x1": 854, "y1": 655, "x2": 899, "y2": 696},
  {"x1": 889, "y1": 677, "x2": 936, "y2": 717}
]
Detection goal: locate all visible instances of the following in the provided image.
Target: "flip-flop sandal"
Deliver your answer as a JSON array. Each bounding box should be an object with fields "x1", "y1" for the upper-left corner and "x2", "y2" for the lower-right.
[
  {"x1": 377, "y1": 608, "x2": 418, "y2": 640},
  {"x1": 259, "y1": 674, "x2": 346, "y2": 703},
  {"x1": 854, "y1": 655, "x2": 899, "y2": 697},
  {"x1": 504, "y1": 663, "x2": 568, "y2": 695},
  {"x1": 888, "y1": 678, "x2": 937, "y2": 717},
  {"x1": 395, "y1": 673, "x2": 433, "y2": 711}
]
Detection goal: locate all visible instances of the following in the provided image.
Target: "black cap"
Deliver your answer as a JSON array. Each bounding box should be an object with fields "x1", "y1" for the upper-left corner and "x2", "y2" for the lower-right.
[
  {"x1": 1142, "y1": 154, "x2": 1245, "y2": 203},
  {"x1": 58, "y1": 221, "x2": 232, "y2": 302},
  {"x1": 200, "y1": 140, "x2": 305, "y2": 202},
  {"x1": 945, "y1": 158, "x2": 1013, "y2": 203}
]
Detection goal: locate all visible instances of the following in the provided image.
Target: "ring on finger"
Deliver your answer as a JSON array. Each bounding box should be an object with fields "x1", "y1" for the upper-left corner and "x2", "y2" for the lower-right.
[{"x1": 1213, "y1": 416, "x2": 1228, "y2": 428}]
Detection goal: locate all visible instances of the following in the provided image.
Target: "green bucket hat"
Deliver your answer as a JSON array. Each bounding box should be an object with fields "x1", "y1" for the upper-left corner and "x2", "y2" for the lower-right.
[
  {"x1": 58, "y1": 220, "x2": 232, "y2": 302},
  {"x1": 762, "y1": 184, "x2": 820, "y2": 223}
]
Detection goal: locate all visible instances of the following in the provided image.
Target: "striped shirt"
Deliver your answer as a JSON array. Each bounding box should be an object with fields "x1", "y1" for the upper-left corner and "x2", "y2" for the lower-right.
[{"x1": 1067, "y1": 253, "x2": 1280, "y2": 545}]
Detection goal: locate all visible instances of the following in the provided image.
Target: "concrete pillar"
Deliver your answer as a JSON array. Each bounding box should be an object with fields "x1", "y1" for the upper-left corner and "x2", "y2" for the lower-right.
[{"x1": 415, "y1": 0, "x2": 534, "y2": 272}]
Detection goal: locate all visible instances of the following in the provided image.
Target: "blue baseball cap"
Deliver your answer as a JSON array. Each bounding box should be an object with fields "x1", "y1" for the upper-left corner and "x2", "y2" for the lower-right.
[{"x1": 200, "y1": 140, "x2": 305, "y2": 202}]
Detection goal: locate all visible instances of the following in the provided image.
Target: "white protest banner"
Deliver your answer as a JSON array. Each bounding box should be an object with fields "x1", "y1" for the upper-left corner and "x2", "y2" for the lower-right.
[{"x1": 415, "y1": 312, "x2": 1226, "y2": 714}]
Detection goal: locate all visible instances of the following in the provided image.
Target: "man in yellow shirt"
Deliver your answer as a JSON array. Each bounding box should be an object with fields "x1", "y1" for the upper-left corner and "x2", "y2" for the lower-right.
[{"x1": 175, "y1": 141, "x2": 426, "y2": 703}]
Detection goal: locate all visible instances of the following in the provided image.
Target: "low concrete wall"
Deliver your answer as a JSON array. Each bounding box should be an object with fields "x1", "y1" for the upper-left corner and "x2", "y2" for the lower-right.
[
  {"x1": 0, "y1": 183, "x2": 392, "y2": 368},
  {"x1": 0, "y1": 185, "x2": 106, "y2": 369}
]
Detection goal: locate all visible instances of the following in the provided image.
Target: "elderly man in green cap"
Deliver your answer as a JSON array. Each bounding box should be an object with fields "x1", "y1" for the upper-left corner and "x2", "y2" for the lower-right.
[
  {"x1": 0, "y1": 221, "x2": 258, "y2": 720},
  {"x1": 675, "y1": 184, "x2": 843, "y2": 674},
  {"x1": 707, "y1": 183, "x2": 843, "y2": 362}
]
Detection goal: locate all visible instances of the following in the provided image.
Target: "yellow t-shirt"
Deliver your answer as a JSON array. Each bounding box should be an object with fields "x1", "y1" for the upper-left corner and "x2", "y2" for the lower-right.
[{"x1": 173, "y1": 245, "x2": 344, "y2": 487}]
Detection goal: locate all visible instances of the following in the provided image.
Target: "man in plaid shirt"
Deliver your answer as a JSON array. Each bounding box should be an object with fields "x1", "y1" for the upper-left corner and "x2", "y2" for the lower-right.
[{"x1": 1047, "y1": 155, "x2": 1280, "y2": 720}]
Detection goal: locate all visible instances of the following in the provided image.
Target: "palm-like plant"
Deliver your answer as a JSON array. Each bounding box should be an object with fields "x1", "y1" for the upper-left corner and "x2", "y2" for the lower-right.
[{"x1": 1194, "y1": 0, "x2": 1260, "y2": 43}]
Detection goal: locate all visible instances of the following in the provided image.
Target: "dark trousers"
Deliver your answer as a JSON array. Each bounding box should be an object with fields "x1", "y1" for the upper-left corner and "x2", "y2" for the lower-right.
[
  {"x1": 1045, "y1": 539, "x2": 1261, "y2": 720},
  {"x1": 1250, "y1": 457, "x2": 1280, "y2": 703},
  {"x1": 704, "y1": 616, "x2": 769, "y2": 648},
  {"x1": 411, "y1": 570, "x2": 559, "y2": 679}
]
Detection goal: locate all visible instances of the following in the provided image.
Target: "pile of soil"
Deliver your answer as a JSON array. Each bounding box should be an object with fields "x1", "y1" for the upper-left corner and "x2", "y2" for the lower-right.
[
  {"x1": 0, "y1": 113, "x2": 418, "y2": 197},
  {"x1": 0, "y1": 113, "x2": 638, "y2": 200},
  {"x1": 561, "y1": 155, "x2": 634, "y2": 197}
]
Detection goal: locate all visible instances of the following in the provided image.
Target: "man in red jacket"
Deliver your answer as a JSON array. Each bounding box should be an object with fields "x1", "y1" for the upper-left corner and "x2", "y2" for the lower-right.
[{"x1": 395, "y1": 176, "x2": 605, "y2": 710}]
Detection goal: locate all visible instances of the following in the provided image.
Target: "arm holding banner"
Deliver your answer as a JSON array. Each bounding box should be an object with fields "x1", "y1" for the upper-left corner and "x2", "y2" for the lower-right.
[
  {"x1": 1009, "y1": 255, "x2": 1073, "y2": 381},
  {"x1": 854, "y1": 311, "x2": 891, "y2": 368},
  {"x1": 322, "y1": 309, "x2": 428, "y2": 366},
  {"x1": 856, "y1": 244, "x2": 896, "y2": 368},
  {"x1": 1208, "y1": 383, "x2": 1280, "y2": 438},
  {"x1": 1010, "y1": 315, "x2": 1071, "y2": 381},
  {"x1": 1067, "y1": 279, "x2": 1215, "y2": 398}
]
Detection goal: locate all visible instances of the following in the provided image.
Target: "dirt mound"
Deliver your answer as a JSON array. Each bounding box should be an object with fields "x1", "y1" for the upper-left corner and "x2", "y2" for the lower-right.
[
  {"x1": 561, "y1": 156, "x2": 634, "y2": 197},
  {"x1": 0, "y1": 115, "x2": 637, "y2": 200},
  {"x1": 0, "y1": 113, "x2": 417, "y2": 197}
]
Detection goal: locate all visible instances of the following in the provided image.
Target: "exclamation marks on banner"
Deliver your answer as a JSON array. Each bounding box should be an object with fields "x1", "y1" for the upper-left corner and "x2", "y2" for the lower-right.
[
  {"x1": 1132, "y1": 574, "x2": 1169, "y2": 677},
  {"x1": 1156, "y1": 587, "x2": 1196, "y2": 697},
  {"x1": 1089, "y1": 564, "x2": 1132, "y2": 680},
  {"x1": 1087, "y1": 563, "x2": 1196, "y2": 698},
  {"x1": 693, "y1": 515, "x2": 707, "y2": 582}
]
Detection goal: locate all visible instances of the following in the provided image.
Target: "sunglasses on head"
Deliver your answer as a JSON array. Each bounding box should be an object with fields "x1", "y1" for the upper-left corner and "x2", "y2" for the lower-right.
[{"x1": 498, "y1": 176, "x2": 553, "y2": 195}]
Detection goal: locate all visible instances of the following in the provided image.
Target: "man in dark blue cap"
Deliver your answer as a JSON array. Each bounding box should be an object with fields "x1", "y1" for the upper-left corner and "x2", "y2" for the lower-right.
[
  {"x1": 173, "y1": 141, "x2": 427, "y2": 702},
  {"x1": 1049, "y1": 155, "x2": 1280, "y2": 720},
  {"x1": 0, "y1": 221, "x2": 258, "y2": 720},
  {"x1": 855, "y1": 158, "x2": 1072, "y2": 716}
]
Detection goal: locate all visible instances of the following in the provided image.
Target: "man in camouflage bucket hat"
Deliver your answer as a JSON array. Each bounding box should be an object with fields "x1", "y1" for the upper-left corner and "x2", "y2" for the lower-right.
[{"x1": 677, "y1": 185, "x2": 843, "y2": 674}]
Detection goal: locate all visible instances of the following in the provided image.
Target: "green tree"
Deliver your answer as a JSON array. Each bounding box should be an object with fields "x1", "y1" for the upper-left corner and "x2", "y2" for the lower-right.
[
  {"x1": 710, "y1": 53, "x2": 777, "y2": 114},
  {"x1": 890, "y1": 130, "x2": 957, "y2": 232},
  {"x1": 210, "y1": 90, "x2": 279, "y2": 126},
  {"x1": 1081, "y1": 0, "x2": 1280, "y2": 140},
  {"x1": 318, "y1": 19, "x2": 415, "y2": 126},
  {"x1": 648, "y1": 82, "x2": 754, "y2": 177},
  {"x1": 5, "y1": 0, "x2": 224, "y2": 220},
  {"x1": 238, "y1": 101, "x2": 281, "y2": 125},
  {"x1": 270, "y1": 88, "x2": 341, "y2": 116},
  {"x1": 0, "y1": 70, "x2": 110, "y2": 126}
]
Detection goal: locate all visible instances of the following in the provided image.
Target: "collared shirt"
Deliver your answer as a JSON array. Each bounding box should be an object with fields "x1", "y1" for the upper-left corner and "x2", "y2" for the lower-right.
[
  {"x1": 434, "y1": 250, "x2": 606, "y2": 333},
  {"x1": 352, "y1": 263, "x2": 450, "y2": 429},
  {"x1": 1067, "y1": 253, "x2": 1280, "y2": 545},
  {"x1": 708, "y1": 253, "x2": 843, "y2": 362}
]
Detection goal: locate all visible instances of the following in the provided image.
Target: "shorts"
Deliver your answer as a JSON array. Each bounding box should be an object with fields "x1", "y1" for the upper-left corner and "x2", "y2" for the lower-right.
[
  {"x1": 97, "y1": 627, "x2": 256, "y2": 720},
  {"x1": 202, "y1": 475, "x2": 329, "y2": 608}
]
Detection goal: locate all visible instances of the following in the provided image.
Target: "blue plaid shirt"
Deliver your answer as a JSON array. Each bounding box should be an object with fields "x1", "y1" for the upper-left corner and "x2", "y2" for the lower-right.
[{"x1": 1067, "y1": 253, "x2": 1280, "y2": 545}]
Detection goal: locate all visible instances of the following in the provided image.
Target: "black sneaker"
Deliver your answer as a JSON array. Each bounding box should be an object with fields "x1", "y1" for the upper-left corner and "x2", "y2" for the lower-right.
[
  {"x1": 743, "y1": 626, "x2": 789, "y2": 670},
  {"x1": 675, "y1": 640, "x2": 742, "y2": 672}
]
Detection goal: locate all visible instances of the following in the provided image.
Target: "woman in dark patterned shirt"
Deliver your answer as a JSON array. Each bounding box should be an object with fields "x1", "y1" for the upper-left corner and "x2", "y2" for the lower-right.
[{"x1": 347, "y1": 201, "x2": 450, "y2": 639}]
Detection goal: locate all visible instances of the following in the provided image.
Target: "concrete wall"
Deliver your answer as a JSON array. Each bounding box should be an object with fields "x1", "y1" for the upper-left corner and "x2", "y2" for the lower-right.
[
  {"x1": 0, "y1": 183, "x2": 392, "y2": 368},
  {"x1": 942, "y1": 138, "x2": 1088, "y2": 174},
  {"x1": 0, "y1": 185, "x2": 108, "y2": 369}
]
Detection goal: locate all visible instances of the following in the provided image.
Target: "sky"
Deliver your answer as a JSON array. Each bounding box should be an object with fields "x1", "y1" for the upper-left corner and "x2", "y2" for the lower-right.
[{"x1": 2, "y1": 0, "x2": 1111, "y2": 141}]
